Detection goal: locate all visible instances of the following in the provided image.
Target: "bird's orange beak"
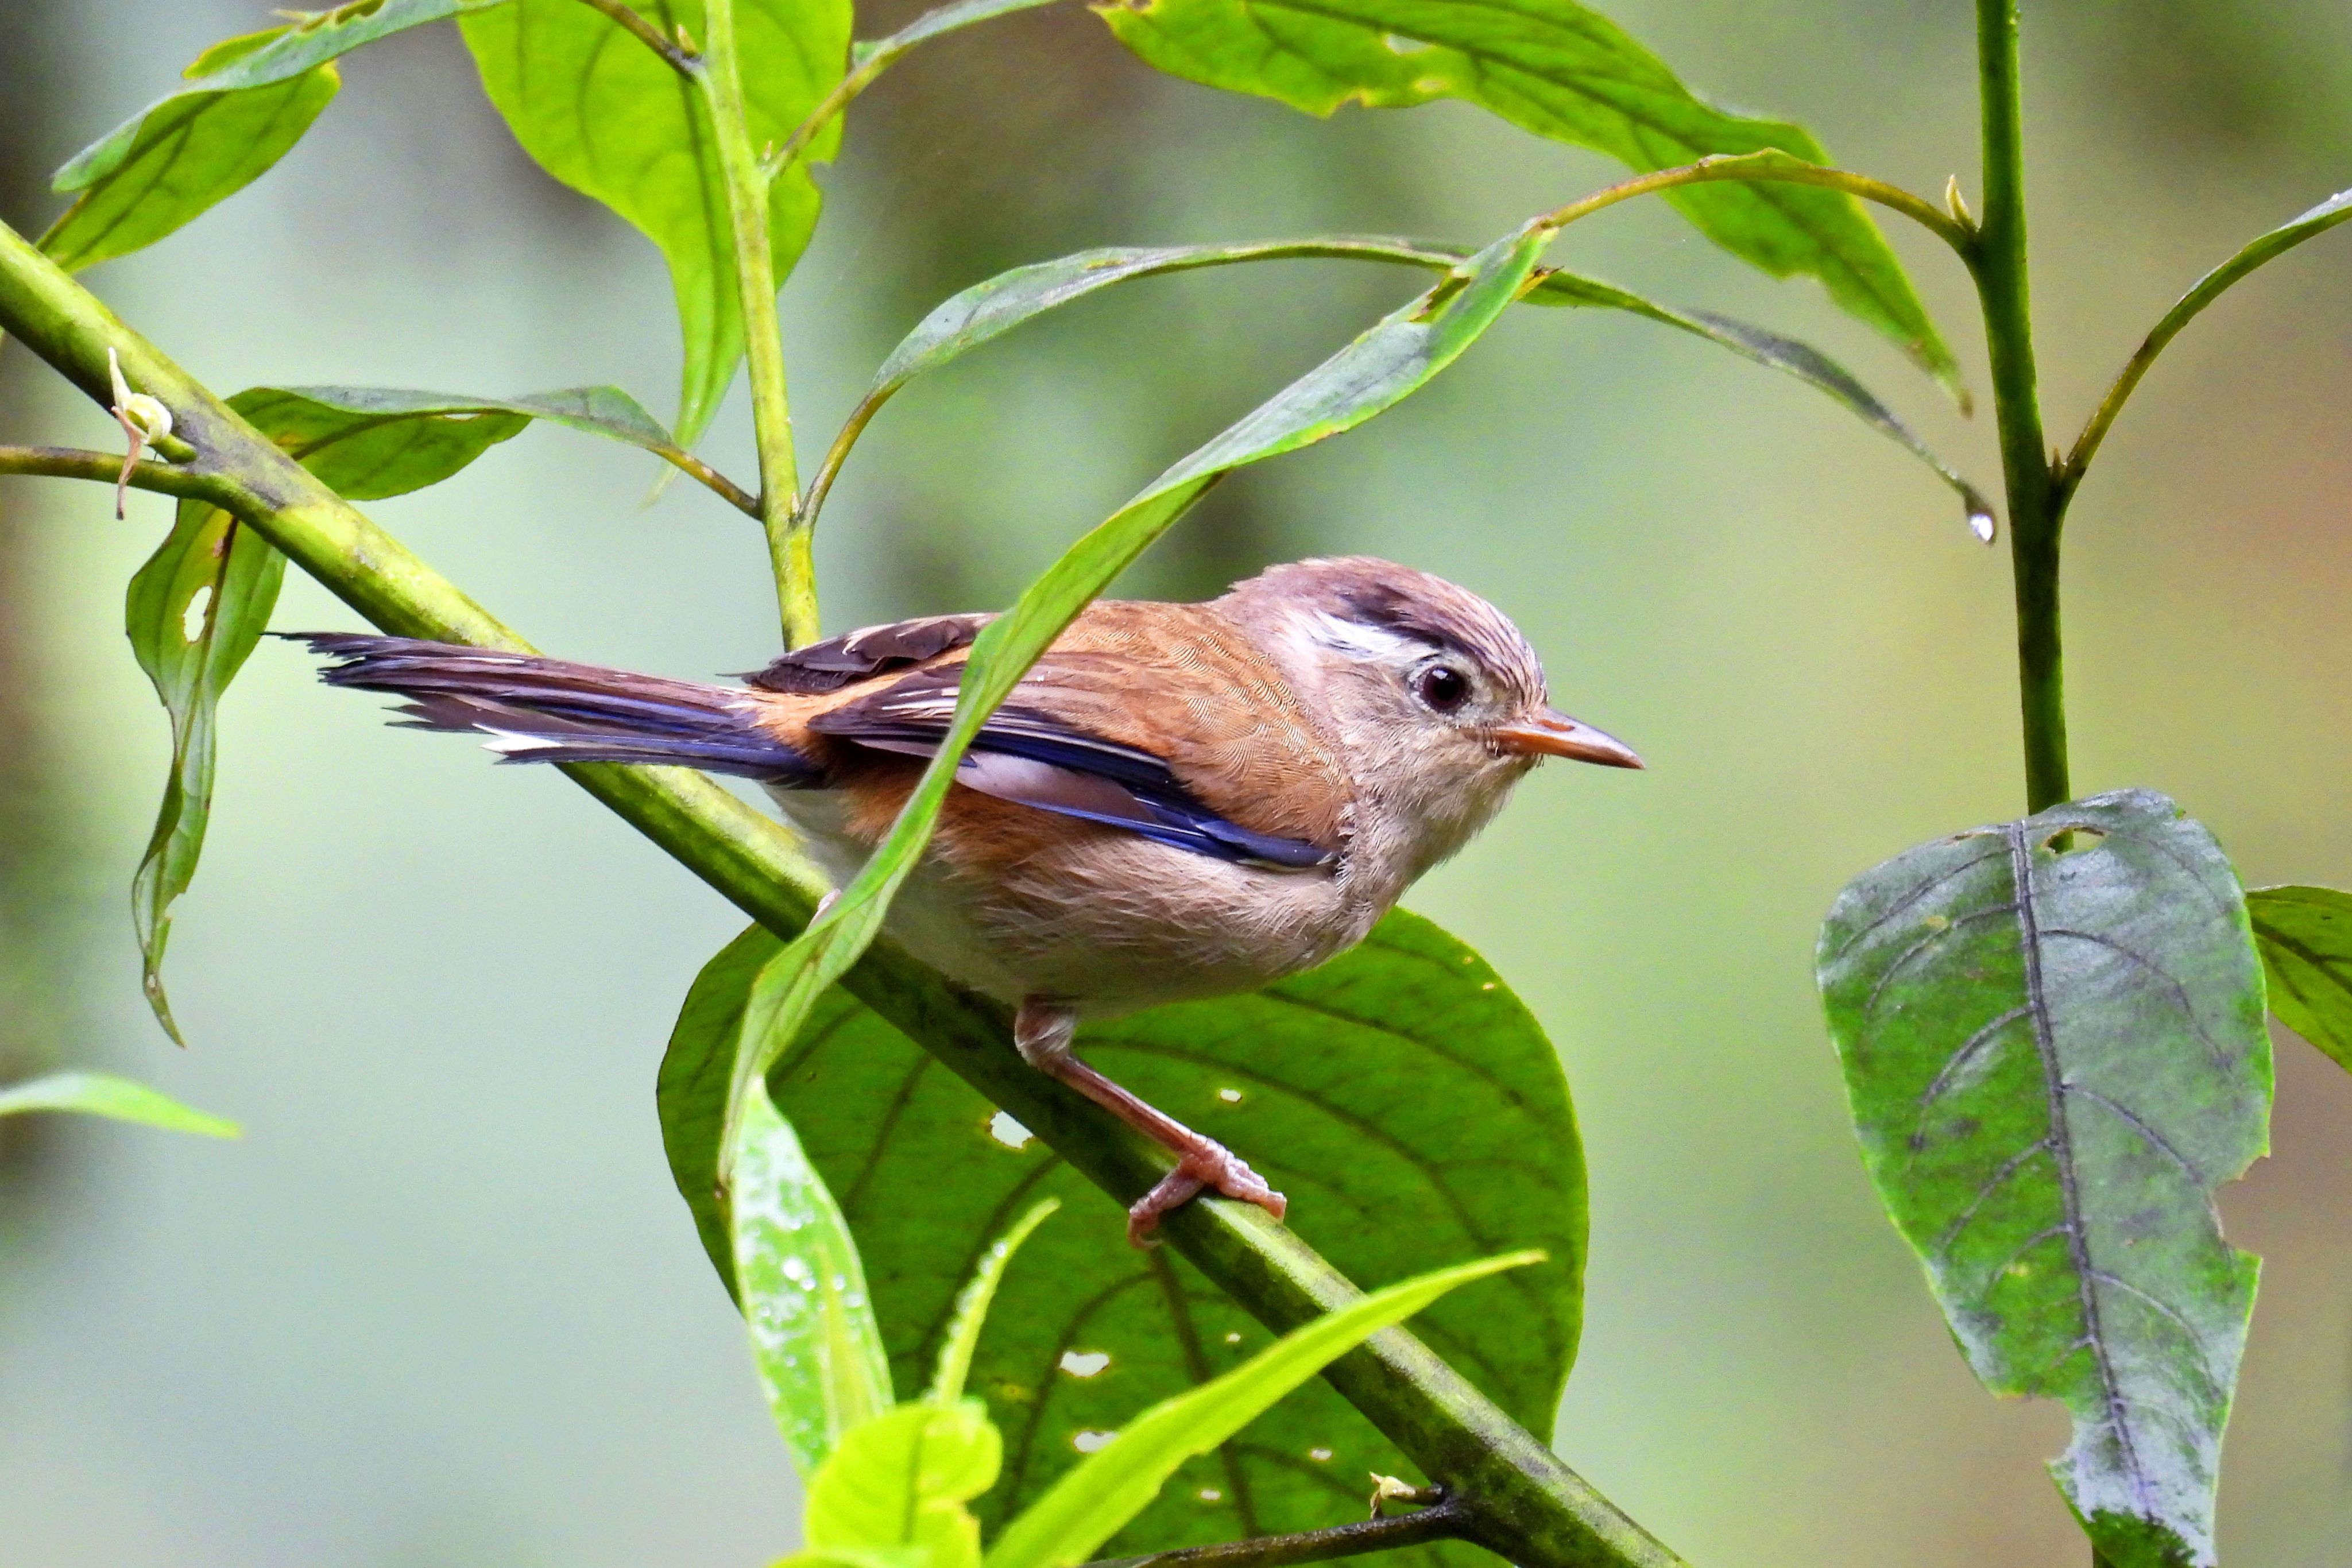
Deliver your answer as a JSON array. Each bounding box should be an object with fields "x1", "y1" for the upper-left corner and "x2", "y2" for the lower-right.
[{"x1": 1488, "y1": 708, "x2": 1643, "y2": 769}]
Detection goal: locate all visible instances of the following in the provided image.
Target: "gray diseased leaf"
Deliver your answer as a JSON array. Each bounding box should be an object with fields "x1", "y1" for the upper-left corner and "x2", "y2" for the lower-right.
[
  {"x1": 2247, "y1": 885, "x2": 2352, "y2": 1074},
  {"x1": 461, "y1": 0, "x2": 851, "y2": 448},
  {"x1": 1098, "y1": 0, "x2": 1956, "y2": 391},
  {"x1": 1817, "y1": 790, "x2": 2270, "y2": 1568},
  {"x1": 768, "y1": 909, "x2": 1582, "y2": 1560}
]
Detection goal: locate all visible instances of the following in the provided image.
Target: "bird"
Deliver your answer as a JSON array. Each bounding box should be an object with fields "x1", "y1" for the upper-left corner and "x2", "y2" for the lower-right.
[{"x1": 289, "y1": 556, "x2": 1641, "y2": 1243}]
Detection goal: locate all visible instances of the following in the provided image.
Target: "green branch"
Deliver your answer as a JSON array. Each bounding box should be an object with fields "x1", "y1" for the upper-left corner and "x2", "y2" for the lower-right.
[
  {"x1": 0, "y1": 217, "x2": 1684, "y2": 1568},
  {"x1": 1970, "y1": 0, "x2": 2069, "y2": 814},
  {"x1": 0, "y1": 443, "x2": 229, "y2": 503},
  {"x1": 698, "y1": 0, "x2": 816, "y2": 646}
]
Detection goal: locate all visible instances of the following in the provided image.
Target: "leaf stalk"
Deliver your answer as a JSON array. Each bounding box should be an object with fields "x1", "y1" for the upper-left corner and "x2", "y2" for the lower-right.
[
  {"x1": 1084, "y1": 1492, "x2": 1467, "y2": 1568},
  {"x1": 572, "y1": 0, "x2": 702, "y2": 77}
]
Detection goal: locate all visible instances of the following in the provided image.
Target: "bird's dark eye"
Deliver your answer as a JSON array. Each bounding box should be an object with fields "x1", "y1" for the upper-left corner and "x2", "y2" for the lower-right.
[{"x1": 1414, "y1": 664, "x2": 1471, "y2": 713}]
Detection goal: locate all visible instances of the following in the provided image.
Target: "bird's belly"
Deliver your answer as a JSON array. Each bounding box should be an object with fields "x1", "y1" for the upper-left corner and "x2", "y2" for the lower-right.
[{"x1": 765, "y1": 785, "x2": 1374, "y2": 1015}]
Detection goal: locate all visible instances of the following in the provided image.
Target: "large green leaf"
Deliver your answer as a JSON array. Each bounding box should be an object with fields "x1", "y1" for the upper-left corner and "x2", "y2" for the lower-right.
[
  {"x1": 767, "y1": 909, "x2": 1583, "y2": 1559},
  {"x1": 226, "y1": 384, "x2": 711, "y2": 501},
  {"x1": 0, "y1": 1071, "x2": 239, "y2": 1138},
  {"x1": 1816, "y1": 789, "x2": 2272, "y2": 1568},
  {"x1": 459, "y1": 0, "x2": 852, "y2": 447},
  {"x1": 804, "y1": 238, "x2": 1982, "y2": 536},
  {"x1": 126, "y1": 493, "x2": 288, "y2": 1045},
  {"x1": 710, "y1": 218, "x2": 1556, "y2": 1240},
  {"x1": 2246, "y1": 885, "x2": 2352, "y2": 1073},
  {"x1": 1096, "y1": 0, "x2": 1956, "y2": 392},
  {"x1": 42, "y1": 1, "x2": 509, "y2": 272},
  {"x1": 985, "y1": 1250, "x2": 1534, "y2": 1568}
]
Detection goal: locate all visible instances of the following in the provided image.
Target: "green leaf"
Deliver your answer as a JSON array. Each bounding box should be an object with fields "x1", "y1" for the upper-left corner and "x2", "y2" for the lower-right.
[
  {"x1": 804, "y1": 1399, "x2": 1001, "y2": 1568},
  {"x1": 226, "y1": 384, "x2": 691, "y2": 501},
  {"x1": 41, "y1": 1, "x2": 510, "y2": 271},
  {"x1": 126, "y1": 495, "x2": 287, "y2": 1045},
  {"x1": 1095, "y1": 0, "x2": 1957, "y2": 392},
  {"x1": 733, "y1": 1080, "x2": 896, "y2": 1474},
  {"x1": 717, "y1": 218, "x2": 1557, "y2": 1216},
  {"x1": 853, "y1": 0, "x2": 1065, "y2": 71},
  {"x1": 985, "y1": 1250, "x2": 1537, "y2": 1568},
  {"x1": 459, "y1": 0, "x2": 852, "y2": 447},
  {"x1": 2247, "y1": 885, "x2": 2352, "y2": 1073},
  {"x1": 928, "y1": 1198, "x2": 1061, "y2": 1407},
  {"x1": 0, "y1": 1071, "x2": 239, "y2": 1138},
  {"x1": 1816, "y1": 789, "x2": 2272, "y2": 1568},
  {"x1": 807, "y1": 237, "x2": 1980, "y2": 537},
  {"x1": 769, "y1": 908, "x2": 1582, "y2": 1557}
]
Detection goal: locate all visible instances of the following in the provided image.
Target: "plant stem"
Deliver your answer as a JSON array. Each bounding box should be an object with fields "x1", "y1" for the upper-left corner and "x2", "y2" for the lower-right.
[
  {"x1": 0, "y1": 217, "x2": 1685, "y2": 1568},
  {"x1": 1969, "y1": 0, "x2": 2070, "y2": 812},
  {"x1": 1085, "y1": 1495, "x2": 1466, "y2": 1568},
  {"x1": 572, "y1": 0, "x2": 701, "y2": 77},
  {"x1": 0, "y1": 444, "x2": 222, "y2": 502},
  {"x1": 698, "y1": 0, "x2": 817, "y2": 646}
]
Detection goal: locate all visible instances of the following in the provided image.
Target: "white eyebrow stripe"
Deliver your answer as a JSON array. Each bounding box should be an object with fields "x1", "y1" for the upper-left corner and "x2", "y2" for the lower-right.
[{"x1": 1303, "y1": 612, "x2": 1434, "y2": 664}]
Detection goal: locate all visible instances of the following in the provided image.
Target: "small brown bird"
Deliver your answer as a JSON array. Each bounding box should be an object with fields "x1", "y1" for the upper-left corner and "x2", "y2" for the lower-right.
[{"x1": 294, "y1": 556, "x2": 1639, "y2": 1241}]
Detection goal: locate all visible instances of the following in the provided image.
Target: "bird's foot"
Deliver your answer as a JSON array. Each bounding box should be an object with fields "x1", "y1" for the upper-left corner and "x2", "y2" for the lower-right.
[{"x1": 1126, "y1": 1140, "x2": 1287, "y2": 1246}]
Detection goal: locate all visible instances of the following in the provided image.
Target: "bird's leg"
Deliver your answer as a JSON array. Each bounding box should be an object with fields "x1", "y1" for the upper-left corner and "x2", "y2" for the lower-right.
[{"x1": 1013, "y1": 998, "x2": 1287, "y2": 1246}]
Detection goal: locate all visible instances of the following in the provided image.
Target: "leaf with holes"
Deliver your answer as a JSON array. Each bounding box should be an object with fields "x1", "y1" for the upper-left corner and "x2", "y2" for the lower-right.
[
  {"x1": 228, "y1": 385, "x2": 698, "y2": 501},
  {"x1": 2247, "y1": 885, "x2": 2352, "y2": 1074},
  {"x1": 1816, "y1": 789, "x2": 2271, "y2": 1568},
  {"x1": 1096, "y1": 0, "x2": 1957, "y2": 394},
  {"x1": 764, "y1": 908, "x2": 1581, "y2": 1561},
  {"x1": 460, "y1": 0, "x2": 851, "y2": 447}
]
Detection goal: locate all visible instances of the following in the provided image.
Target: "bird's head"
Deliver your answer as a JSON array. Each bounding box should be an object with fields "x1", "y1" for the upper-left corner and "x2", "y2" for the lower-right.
[{"x1": 1219, "y1": 556, "x2": 1639, "y2": 878}]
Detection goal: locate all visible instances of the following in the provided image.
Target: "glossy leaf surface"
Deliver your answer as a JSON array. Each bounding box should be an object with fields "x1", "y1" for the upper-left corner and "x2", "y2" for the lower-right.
[
  {"x1": 713, "y1": 220, "x2": 1556, "y2": 1221},
  {"x1": 2247, "y1": 885, "x2": 2352, "y2": 1073},
  {"x1": 126, "y1": 492, "x2": 287, "y2": 1044},
  {"x1": 804, "y1": 1400, "x2": 1000, "y2": 1568},
  {"x1": 0, "y1": 1071, "x2": 239, "y2": 1138},
  {"x1": 228, "y1": 384, "x2": 686, "y2": 500},
  {"x1": 986, "y1": 1250, "x2": 1533, "y2": 1568},
  {"x1": 1818, "y1": 790, "x2": 2270, "y2": 1568},
  {"x1": 461, "y1": 0, "x2": 850, "y2": 447},
  {"x1": 768, "y1": 908, "x2": 1583, "y2": 1558},
  {"x1": 43, "y1": 1, "x2": 509, "y2": 270},
  {"x1": 807, "y1": 237, "x2": 1978, "y2": 537},
  {"x1": 1097, "y1": 0, "x2": 1955, "y2": 388}
]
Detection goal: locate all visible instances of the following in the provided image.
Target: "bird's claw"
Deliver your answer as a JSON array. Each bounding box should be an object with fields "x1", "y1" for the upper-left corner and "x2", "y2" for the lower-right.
[{"x1": 1126, "y1": 1140, "x2": 1286, "y2": 1246}]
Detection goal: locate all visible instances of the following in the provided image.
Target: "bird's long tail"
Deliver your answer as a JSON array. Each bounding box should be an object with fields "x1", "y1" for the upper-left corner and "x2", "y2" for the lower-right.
[{"x1": 287, "y1": 634, "x2": 816, "y2": 781}]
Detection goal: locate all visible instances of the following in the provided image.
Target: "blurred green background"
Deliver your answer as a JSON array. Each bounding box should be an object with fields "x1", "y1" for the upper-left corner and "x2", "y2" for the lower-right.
[{"x1": 4, "y1": 1, "x2": 2350, "y2": 1563}]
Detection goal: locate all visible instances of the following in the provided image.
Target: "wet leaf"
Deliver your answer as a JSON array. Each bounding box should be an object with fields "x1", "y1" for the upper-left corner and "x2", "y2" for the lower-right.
[
  {"x1": 0, "y1": 1071, "x2": 239, "y2": 1138},
  {"x1": 228, "y1": 384, "x2": 687, "y2": 500},
  {"x1": 1817, "y1": 789, "x2": 2271, "y2": 1568},
  {"x1": 460, "y1": 0, "x2": 852, "y2": 447},
  {"x1": 767, "y1": 908, "x2": 1582, "y2": 1559},
  {"x1": 2247, "y1": 885, "x2": 2352, "y2": 1073},
  {"x1": 42, "y1": 1, "x2": 509, "y2": 270},
  {"x1": 1096, "y1": 0, "x2": 1957, "y2": 392}
]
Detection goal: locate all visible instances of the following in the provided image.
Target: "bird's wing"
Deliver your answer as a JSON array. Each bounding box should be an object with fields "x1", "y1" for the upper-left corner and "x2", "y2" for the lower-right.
[
  {"x1": 743, "y1": 612, "x2": 991, "y2": 694},
  {"x1": 797, "y1": 601, "x2": 1351, "y2": 869}
]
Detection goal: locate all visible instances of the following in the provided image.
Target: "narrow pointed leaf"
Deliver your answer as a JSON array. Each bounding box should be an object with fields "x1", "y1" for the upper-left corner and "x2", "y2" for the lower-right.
[
  {"x1": 804, "y1": 1399, "x2": 1000, "y2": 1568},
  {"x1": 226, "y1": 385, "x2": 704, "y2": 501},
  {"x1": 460, "y1": 0, "x2": 852, "y2": 447},
  {"x1": 712, "y1": 219, "x2": 1556, "y2": 1248},
  {"x1": 42, "y1": 1, "x2": 511, "y2": 270},
  {"x1": 928, "y1": 1198, "x2": 1060, "y2": 1407},
  {"x1": 1096, "y1": 0, "x2": 1956, "y2": 392},
  {"x1": 734, "y1": 1081, "x2": 896, "y2": 1474},
  {"x1": 126, "y1": 496, "x2": 287, "y2": 1044},
  {"x1": 852, "y1": 0, "x2": 1065, "y2": 71},
  {"x1": 0, "y1": 1071, "x2": 239, "y2": 1138},
  {"x1": 2247, "y1": 885, "x2": 2352, "y2": 1073},
  {"x1": 810, "y1": 237, "x2": 1979, "y2": 537},
  {"x1": 1817, "y1": 789, "x2": 2271, "y2": 1568},
  {"x1": 985, "y1": 1251, "x2": 1537, "y2": 1568},
  {"x1": 769, "y1": 907, "x2": 1582, "y2": 1557}
]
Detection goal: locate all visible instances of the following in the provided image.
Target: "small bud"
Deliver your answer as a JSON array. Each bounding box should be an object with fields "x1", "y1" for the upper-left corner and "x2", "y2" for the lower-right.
[
  {"x1": 1944, "y1": 175, "x2": 1974, "y2": 227},
  {"x1": 107, "y1": 346, "x2": 174, "y2": 520}
]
